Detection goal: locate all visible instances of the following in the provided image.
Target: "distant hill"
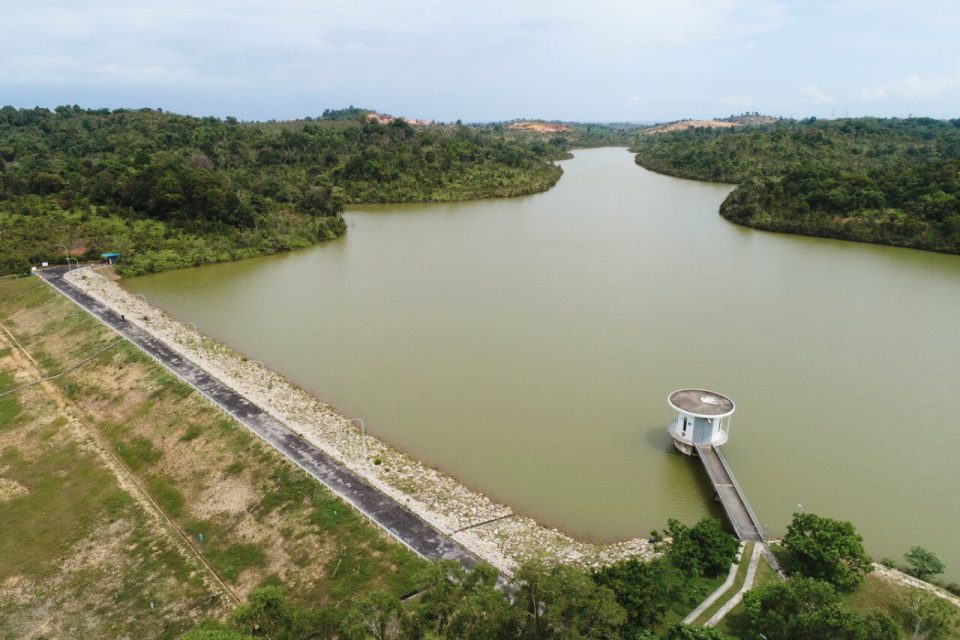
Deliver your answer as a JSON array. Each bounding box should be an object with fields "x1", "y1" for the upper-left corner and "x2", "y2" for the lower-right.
[
  {"x1": 643, "y1": 113, "x2": 780, "y2": 135},
  {"x1": 364, "y1": 111, "x2": 431, "y2": 126},
  {"x1": 507, "y1": 121, "x2": 574, "y2": 133}
]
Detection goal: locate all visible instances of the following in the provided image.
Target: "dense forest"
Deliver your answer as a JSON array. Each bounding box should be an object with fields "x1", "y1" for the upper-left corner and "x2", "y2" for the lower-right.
[
  {"x1": 632, "y1": 117, "x2": 960, "y2": 254},
  {"x1": 0, "y1": 106, "x2": 561, "y2": 275}
]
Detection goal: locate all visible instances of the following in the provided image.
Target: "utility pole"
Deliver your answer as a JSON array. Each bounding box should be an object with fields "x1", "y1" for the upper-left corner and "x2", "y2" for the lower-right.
[
  {"x1": 57, "y1": 244, "x2": 71, "y2": 269},
  {"x1": 349, "y1": 418, "x2": 368, "y2": 462},
  {"x1": 187, "y1": 322, "x2": 201, "y2": 351}
]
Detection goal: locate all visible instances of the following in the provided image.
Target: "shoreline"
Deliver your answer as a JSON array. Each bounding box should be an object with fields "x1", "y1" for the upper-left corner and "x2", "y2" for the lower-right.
[{"x1": 64, "y1": 267, "x2": 655, "y2": 573}]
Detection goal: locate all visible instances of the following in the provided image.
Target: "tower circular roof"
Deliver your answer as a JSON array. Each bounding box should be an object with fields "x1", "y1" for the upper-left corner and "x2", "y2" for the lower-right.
[{"x1": 668, "y1": 389, "x2": 735, "y2": 418}]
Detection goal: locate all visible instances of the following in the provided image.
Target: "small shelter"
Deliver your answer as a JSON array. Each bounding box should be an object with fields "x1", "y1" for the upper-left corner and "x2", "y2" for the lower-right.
[
  {"x1": 667, "y1": 389, "x2": 735, "y2": 455},
  {"x1": 101, "y1": 252, "x2": 122, "y2": 265}
]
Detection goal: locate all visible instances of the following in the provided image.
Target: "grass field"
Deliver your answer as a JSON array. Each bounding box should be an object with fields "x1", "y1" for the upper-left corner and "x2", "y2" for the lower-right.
[{"x1": 0, "y1": 276, "x2": 427, "y2": 637}]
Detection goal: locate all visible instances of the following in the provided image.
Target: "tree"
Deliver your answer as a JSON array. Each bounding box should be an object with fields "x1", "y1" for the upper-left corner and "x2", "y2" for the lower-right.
[
  {"x1": 230, "y1": 586, "x2": 312, "y2": 640},
  {"x1": 743, "y1": 576, "x2": 839, "y2": 638},
  {"x1": 515, "y1": 561, "x2": 626, "y2": 639},
  {"x1": 904, "y1": 547, "x2": 946, "y2": 581},
  {"x1": 783, "y1": 512, "x2": 872, "y2": 590},
  {"x1": 661, "y1": 624, "x2": 737, "y2": 640},
  {"x1": 666, "y1": 518, "x2": 739, "y2": 578},
  {"x1": 689, "y1": 518, "x2": 739, "y2": 577},
  {"x1": 902, "y1": 591, "x2": 959, "y2": 640},
  {"x1": 742, "y1": 577, "x2": 897, "y2": 640},
  {"x1": 443, "y1": 565, "x2": 515, "y2": 640},
  {"x1": 410, "y1": 561, "x2": 513, "y2": 640},
  {"x1": 593, "y1": 557, "x2": 671, "y2": 631},
  {"x1": 862, "y1": 609, "x2": 903, "y2": 640},
  {"x1": 340, "y1": 591, "x2": 404, "y2": 640}
]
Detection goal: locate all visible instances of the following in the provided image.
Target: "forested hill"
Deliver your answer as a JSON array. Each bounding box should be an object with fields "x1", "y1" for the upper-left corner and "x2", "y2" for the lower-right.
[
  {"x1": 631, "y1": 117, "x2": 960, "y2": 254},
  {"x1": 0, "y1": 106, "x2": 562, "y2": 275}
]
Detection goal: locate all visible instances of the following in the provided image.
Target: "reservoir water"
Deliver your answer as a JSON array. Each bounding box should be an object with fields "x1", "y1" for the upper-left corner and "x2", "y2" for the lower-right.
[{"x1": 126, "y1": 148, "x2": 960, "y2": 579}]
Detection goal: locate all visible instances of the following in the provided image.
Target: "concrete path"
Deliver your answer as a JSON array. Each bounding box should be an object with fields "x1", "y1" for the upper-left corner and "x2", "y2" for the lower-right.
[
  {"x1": 682, "y1": 542, "x2": 747, "y2": 625},
  {"x1": 38, "y1": 266, "x2": 480, "y2": 571},
  {"x1": 705, "y1": 542, "x2": 763, "y2": 627}
]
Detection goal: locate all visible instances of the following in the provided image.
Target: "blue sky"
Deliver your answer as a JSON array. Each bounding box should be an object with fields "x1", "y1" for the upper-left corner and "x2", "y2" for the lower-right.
[{"x1": 3, "y1": 0, "x2": 959, "y2": 122}]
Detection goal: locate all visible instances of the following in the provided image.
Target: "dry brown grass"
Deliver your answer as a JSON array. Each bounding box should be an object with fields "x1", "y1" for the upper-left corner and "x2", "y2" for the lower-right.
[{"x1": 0, "y1": 278, "x2": 425, "y2": 637}]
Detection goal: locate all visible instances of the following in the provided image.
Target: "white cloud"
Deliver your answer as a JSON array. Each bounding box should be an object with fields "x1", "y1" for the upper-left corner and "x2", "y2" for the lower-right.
[
  {"x1": 857, "y1": 66, "x2": 960, "y2": 101},
  {"x1": 901, "y1": 73, "x2": 959, "y2": 96},
  {"x1": 0, "y1": 0, "x2": 789, "y2": 86},
  {"x1": 800, "y1": 84, "x2": 834, "y2": 104}
]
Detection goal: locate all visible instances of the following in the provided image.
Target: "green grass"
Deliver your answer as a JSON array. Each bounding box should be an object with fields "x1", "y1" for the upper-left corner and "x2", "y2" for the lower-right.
[
  {"x1": 207, "y1": 543, "x2": 267, "y2": 581},
  {"x1": 180, "y1": 423, "x2": 203, "y2": 441},
  {"x1": 224, "y1": 460, "x2": 247, "y2": 476},
  {"x1": 0, "y1": 370, "x2": 22, "y2": 428},
  {"x1": 0, "y1": 444, "x2": 122, "y2": 579},
  {"x1": 145, "y1": 474, "x2": 186, "y2": 518},
  {"x1": 752, "y1": 554, "x2": 781, "y2": 590},
  {"x1": 843, "y1": 573, "x2": 960, "y2": 640},
  {"x1": 115, "y1": 434, "x2": 162, "y2": 471}
]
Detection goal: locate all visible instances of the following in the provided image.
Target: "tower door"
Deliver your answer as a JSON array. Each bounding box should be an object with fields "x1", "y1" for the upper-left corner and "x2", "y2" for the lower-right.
[{"x1": 693, "y1": 418, "x2": 709, "y2": 444}]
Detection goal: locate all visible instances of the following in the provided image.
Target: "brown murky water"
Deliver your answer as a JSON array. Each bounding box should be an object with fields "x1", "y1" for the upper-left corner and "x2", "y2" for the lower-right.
[{"x1": 127, "y1": 148, "x2": 960, "y2": 579}]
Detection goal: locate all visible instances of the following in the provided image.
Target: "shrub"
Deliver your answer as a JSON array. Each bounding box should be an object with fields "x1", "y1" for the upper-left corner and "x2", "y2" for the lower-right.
[{"x1": 180, "y1": 424, "x2": 202, "y2": 441}]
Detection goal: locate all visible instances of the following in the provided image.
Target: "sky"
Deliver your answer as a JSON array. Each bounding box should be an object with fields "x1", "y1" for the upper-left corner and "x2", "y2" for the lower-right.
[{"x1": 2, "y1": 0, "x2": 959, "y2": 123}]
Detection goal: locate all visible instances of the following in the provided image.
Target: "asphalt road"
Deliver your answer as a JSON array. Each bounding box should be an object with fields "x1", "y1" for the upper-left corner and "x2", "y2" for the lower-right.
[{"x1": 38, "y1": 266, "x2": 481, "y2": 570}]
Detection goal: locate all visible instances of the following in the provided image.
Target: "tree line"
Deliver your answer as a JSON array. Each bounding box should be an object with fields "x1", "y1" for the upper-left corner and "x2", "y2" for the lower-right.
[
  {"x1": 182, "y1": 512, "x2": 958, "y2": 639},
  {"x1": 0, "y1": 105, "x2": 562, "y2": 275},
  {"x1": 631, "y1": 117, "x2": 960, "y2": 254}
]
